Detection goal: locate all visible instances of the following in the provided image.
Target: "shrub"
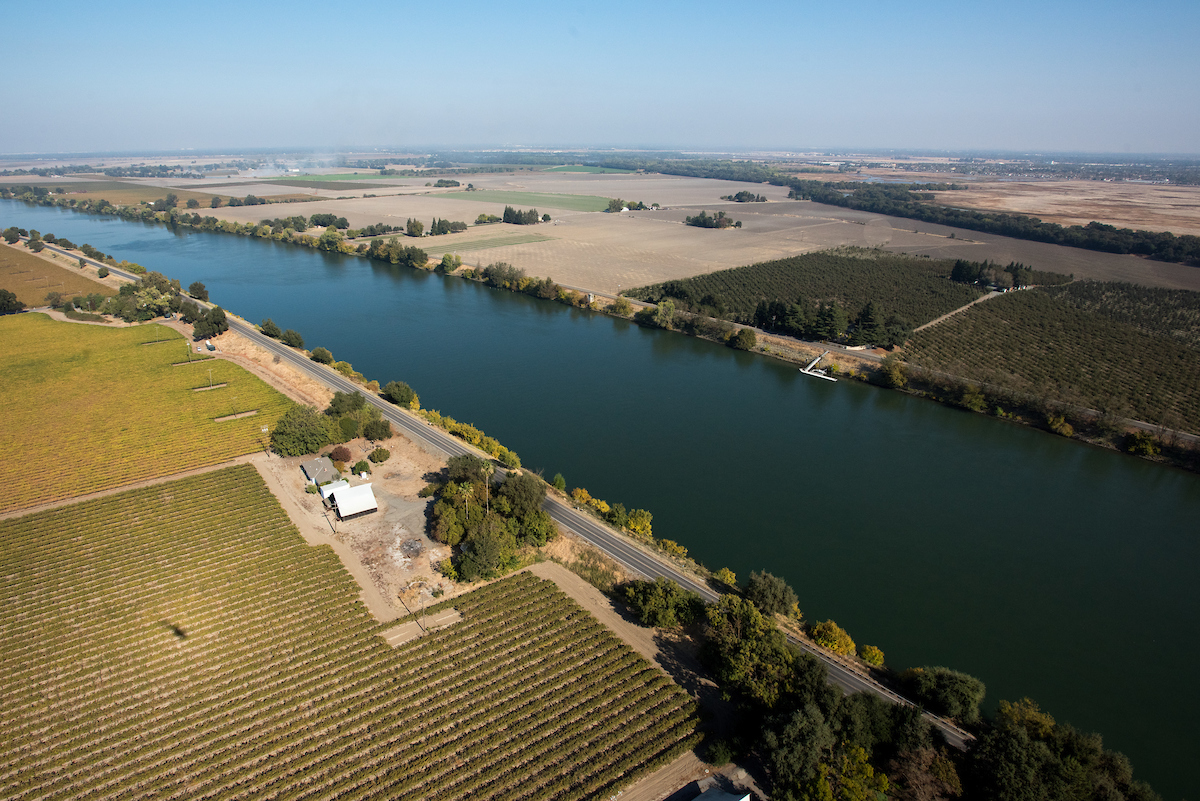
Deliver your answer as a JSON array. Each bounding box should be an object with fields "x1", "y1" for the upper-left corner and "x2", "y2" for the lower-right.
[
  {"x1": 330, "y1": 445, "x2": 352, "y2": 463},
  {"x1": 714, "y1": 567, "x2": 737, "y2": 587},
  {"x1": 260, "y1": 318, "x2": 281, "y2": 338},
  {"x1": 859, "y1": 644, "x2": 885, "y2": 666},
  {"x1": 368, "y1": 447, "x2": 390, "y2": 463},
  {"x1": 304, "y1": 484, "x2": 319, "y2": 494},
  {"x1": 810, "y1": 619, "x2": 856, "y2": 656},
  {"x1": 281, "y1": 329, "x2": 304, "y2": 348},
  {"x1": 311, "y1": 347, "x2": 333, "y2": 364},
  {"x1": 352, "y1": 460, "x2": 371, "y2": 475},
  {"x1": 1125, "y1": 430, "x2": 1161, "y2": 456},
  {"x1": 551, "y1": 473, "x2": 566, "y2": 492}
]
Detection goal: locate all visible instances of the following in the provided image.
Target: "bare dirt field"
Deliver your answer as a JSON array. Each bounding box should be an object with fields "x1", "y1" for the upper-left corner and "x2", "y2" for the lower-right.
[
  {"x1": 930, "y1": 180, "x2": 1200, "y2": 237},
  {"x1": 59, "y1": 170, "x2": 1199, "y2": 294},
  {"x1": 0, "y1": 241, "x2": 118, "y2": 305}
]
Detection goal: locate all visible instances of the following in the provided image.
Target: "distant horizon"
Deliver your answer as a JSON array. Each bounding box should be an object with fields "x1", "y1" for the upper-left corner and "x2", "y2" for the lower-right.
[{"x1": 3, "y1": 145, "x2": 1200, "y2": 162}]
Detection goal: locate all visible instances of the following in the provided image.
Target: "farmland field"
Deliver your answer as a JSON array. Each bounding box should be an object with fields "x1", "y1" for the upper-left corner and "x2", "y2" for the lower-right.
[
  {"x1": 0, "y1": 244, "x2": 116, "y2": 306},
  {"x1": 0, "y1": 179, "x2": 222, "y2": 207},
  {"x1": 440, "y1": 190, "x2": 612, "y2": 212},
  {"x1": 259, "y1": 178, "x2": 396, "y2": 191},
  {"x1": 906, "y1": 289, "x2": 1200, "y2": 433},
  {"x1": 544, "y1": 165, "x2": 633, "y2": 174},
  {"x1": 628, "y1": 248, "x2": 984, "y2": 326},
  {"x1": 0, "y1": 465, "x2": 699, "y2": 799},
  {"x1": 415, "y1": 231, "x2": 556, "y2": 254},
  {"x1": 0, "y1": 314, "x2": 293, "y2": 512}
]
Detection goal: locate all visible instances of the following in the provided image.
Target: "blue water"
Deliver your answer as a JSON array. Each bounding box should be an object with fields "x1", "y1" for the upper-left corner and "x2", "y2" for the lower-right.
[{"x1": 5, "y1": 202, "x2": 1198, "y2": 799}]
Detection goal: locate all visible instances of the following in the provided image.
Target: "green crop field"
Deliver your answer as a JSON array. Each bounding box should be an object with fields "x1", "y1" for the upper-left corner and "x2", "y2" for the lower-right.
[
  {"x1": 440, "y1": 190, "x2": 612, "y2": 212},
  {"x1": 543, "y1": 165, "x2": 633, "y2": 174},
  {"x1": 907, "y1": 289, "x2": 1200, "y2": 433},
  {"x1": 0, "y1": 314, "x2": 293, "y2": 512},
  {"x1": 0, "y1": 465, "x2": 699, "y2": 799},
  {"x1": 417, "y1": 232, "x2": 556, "y2": 254}
]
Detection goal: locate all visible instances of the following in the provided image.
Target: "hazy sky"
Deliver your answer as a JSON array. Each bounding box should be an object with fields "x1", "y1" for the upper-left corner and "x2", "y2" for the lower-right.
[{"x1": 6, "y1": 0, "x2": 1199, "y2": 155}]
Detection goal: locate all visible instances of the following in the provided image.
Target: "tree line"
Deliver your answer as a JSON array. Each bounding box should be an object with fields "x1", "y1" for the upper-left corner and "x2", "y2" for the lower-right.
[
  {"x1": 618, "y1": 568, "x2": 1161, "y2": 801},
  {"x1": 685, "y1": 210, "x2": 741, "y2": 229}
]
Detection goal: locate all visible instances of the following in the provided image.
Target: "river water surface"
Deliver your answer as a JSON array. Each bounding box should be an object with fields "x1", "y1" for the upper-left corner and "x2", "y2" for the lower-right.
[{"x1": 6, "y1": 203, "x2": 1198, "y2": 799}]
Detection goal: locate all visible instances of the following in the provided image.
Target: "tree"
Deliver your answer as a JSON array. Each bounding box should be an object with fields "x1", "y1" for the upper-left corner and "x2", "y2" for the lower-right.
[
  {"x1": 880, "y1": 353, "x2": 907, "y2": 388},
  {"x1": 714, "y1": 567, "x2": 737, "y2": 587},
  {"x1": 704, "y1": 595, "x2": 798, "y2": 708},
  {"x1": 497, "y1": 471, "x2": 545, "y2": 520},
  {"x1": 382, "y1": 380, "x2": 419, "y2": 409},
  {"x1": 859, "y1": 644, "x2": 885, "y2": 666},
  {"x1": 2, "y1": 227, "x2": 19, "y2": 244},
  {"x1": 458, "y1": 522, "x2": 516, "y2": 581},
  {"x1": 325, "y1": 390, "x2": 365, "y2": 417},
  {"x1": 447, "y1": 453, "x2": 488, "y2": 484},
  {"x1": 97, "y1": 266, "x2": 109, "y2": 278},
  {"x1": 406, "y1": 218, "x2": 424, "y2": 237},
  {"x1": 621, "y1": 577, "x2": 703, "y2": 627},
  {"x1": 0, "y1": 289, "x2": 24, "y2": 314},
  {"x1": 627, "y1": 508, "x2": 653, "y2": 538},
  {"x1": 28, "y1": 240, "x2": 44, "y2": 252},
  {"x1": 747, "y1": 571, "x2": 799, "y2": 618},
  {"x1": 730, "y1": 328, "x2": 757, "y2": 350},
  {"x1": 902, "y1": 666, "x2": 986, "y2": 725},
  {"x1": 281, "y1": 329, "x2": 304, "y2": 348},
  {"x1": 363, "y1": 418, "x2": 392, "y2": 440},
  {"x1": 551, "y1": 473, "x2": 566, "y2": 492},
  {"x1": 368, "y1": 447, "x2": 390, "y2": 463},
  {"x1": 652, "y1": 299, "x2": 676, "y2": 329},
  {"x1": 188, "y1": 281, "x2": 208, "y2": 301},
  {"x1": 270, "y1": 405, "x2": 338, "y2": 456},
  {"x1": 311, "y1": 347, "x2": 334, "y2": 364},
  {"x1": 542, "y1": 213, "x2": 551, "y2": 222},
  {"x1": 260, "y1": 318, "x2": 281, "y2": 338},
  {"x1": 811, "y1": 619, "x2": 856, "y2": 656},
  {"x1": 186, "y1": 198, "x2": 200, "y2": 209},
  {"x1": 192, "y1": 306, "x2": 228, "y2": 339},
  {"x1": 210, "y1": 196, "x2": 222, "y2": 208}
]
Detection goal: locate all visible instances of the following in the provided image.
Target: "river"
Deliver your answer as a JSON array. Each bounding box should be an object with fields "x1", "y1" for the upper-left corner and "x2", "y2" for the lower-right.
[{"x1": 5, "y1": 202, "x2": 1198, "y2": 799}]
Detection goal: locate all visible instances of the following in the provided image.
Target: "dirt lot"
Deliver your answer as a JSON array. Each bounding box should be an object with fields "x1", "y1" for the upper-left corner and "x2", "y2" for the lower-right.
[{"x1": 930, "y1": 180, "x2": 1200, "y2": 237}]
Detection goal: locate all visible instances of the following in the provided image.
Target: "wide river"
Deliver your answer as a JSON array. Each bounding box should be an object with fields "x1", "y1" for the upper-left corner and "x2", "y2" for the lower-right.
[{"x1": 6, "y1": 203, "x2": 1198, "y2": 799}]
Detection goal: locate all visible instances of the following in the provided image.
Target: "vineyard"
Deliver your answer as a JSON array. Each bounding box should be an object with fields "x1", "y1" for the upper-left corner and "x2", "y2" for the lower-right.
[
  {"x1": 1039, "y1": 280, "x2": 1200, "y2": 351},
  {"x1": 906, "y1": 289, "x2": 1200, "y2": 434},
  {"x1": 0, "y1": 465, "x2": 699, "y2": 800},
  {"x1": 0, "y1": 314, "x2": 293, "y2": 512},
  {"x1": 627, "y1": 248, "x2": 983, "y2": 327}
]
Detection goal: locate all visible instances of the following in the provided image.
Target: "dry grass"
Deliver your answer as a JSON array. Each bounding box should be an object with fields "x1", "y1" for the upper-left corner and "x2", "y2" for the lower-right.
[{"x1": 0, "y1": 242, "x2": 116, "y2": 306}]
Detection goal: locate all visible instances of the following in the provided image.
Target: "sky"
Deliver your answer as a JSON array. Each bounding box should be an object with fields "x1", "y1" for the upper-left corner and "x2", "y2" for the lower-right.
[{"x1": 4, "y1": 0, "x2": 1199, "y2": 155}]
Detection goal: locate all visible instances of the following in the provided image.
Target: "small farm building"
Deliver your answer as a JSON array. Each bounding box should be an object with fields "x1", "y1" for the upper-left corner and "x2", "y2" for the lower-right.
[
  {"x1": 331, "y1": 483, "x2": 378, "y2": 520},
  {"x1": 319, "y1": 480, "x2": 349, "y2": 500},
  {"x1": 300, "y1": 457, "x2": 338, "y2": 485},
  {"x1": 695, "y1": 789, "x2": 750, "y2": 801}
]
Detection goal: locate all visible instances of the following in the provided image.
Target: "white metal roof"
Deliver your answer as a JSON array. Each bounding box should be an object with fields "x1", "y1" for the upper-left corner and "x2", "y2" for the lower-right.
[
  {"x1": 319, "y1": 480, "x2": 349, "y2": 500},
  {"x1": 331, "y1": 483, "x2": 377, "y2": 518}
]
